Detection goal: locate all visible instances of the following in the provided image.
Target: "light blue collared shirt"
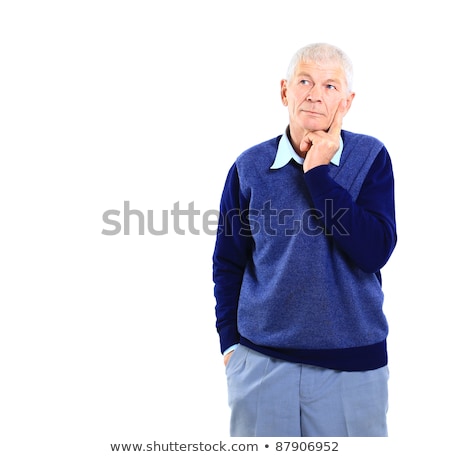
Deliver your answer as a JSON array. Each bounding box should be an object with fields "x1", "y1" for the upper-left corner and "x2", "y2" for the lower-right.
[{"x1": 270, "y1": 130, "x2": 343, "y2": 170}]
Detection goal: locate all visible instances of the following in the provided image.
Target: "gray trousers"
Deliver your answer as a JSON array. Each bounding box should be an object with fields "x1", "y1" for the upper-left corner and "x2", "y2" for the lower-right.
[{"x1": 226, "y1": 345, "x2": 389, "y2": 437}]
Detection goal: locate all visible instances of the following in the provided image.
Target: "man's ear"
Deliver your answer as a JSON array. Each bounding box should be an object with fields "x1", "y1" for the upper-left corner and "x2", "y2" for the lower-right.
[
  {"x1": 343, "y1": 92, "x2": 356, "y2": 115},
  {"x1": 280, "y1": 79, "x2": 288, "y2": 106}
]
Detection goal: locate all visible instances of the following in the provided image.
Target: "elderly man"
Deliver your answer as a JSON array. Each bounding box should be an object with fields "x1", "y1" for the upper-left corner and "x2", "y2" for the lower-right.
[{"x1": 213, "y1": 43, "x2": 397, "y2": 437}]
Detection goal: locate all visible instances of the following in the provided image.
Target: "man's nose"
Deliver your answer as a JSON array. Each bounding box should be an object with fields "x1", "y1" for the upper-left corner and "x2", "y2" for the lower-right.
[{"x1": 307, "y1": 85, "x2": 322, "y2": 102}]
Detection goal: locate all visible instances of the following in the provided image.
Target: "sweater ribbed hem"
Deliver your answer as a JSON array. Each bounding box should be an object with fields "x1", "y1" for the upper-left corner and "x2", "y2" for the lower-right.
[{"x1": 240, "y1": 337, "x2": 387, "y2": 372}]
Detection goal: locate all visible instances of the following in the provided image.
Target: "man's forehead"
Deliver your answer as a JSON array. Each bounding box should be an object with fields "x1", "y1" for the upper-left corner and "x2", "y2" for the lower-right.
[{"x1": 295, "y1": 60, "x2": 345, "y2": 79}]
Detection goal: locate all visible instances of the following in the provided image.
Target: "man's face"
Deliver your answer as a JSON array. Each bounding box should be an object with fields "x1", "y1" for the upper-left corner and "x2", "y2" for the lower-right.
[{"x1": 281, "y1": 60, "x2": 355, "y2": 136}]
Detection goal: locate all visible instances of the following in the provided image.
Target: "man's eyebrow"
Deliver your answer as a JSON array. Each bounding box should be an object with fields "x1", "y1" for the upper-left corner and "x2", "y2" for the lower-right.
[
  {"x1": 325, "y1": 78, "x2": 341, "y2": 85},
  {"x1": 296, "y1": 71, "x2": 312, "y2": 79},
  {"x1": 295, "y1": 73, "x2": 341, "y2": 84}
]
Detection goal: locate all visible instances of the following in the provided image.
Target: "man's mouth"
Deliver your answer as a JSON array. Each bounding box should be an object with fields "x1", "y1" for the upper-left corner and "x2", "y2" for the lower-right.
[{"x1": 301, "y1": 110, "x2": 323, "y2": 116}]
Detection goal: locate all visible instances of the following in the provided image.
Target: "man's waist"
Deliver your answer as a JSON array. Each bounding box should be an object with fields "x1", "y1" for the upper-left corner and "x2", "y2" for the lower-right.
[{"x1": 239, "y1": 337, "x2": 387, "y2": 372}]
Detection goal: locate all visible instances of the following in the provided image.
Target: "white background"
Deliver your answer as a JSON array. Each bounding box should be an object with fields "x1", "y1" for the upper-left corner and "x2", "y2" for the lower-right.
[{"x1": 1, "y1": 1, "x2": 449, "y2": 455}]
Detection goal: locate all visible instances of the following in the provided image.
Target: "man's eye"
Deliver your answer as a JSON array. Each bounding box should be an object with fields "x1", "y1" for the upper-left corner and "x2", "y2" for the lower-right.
[
  {"x1": 299, "y1": 79, "x2": 310, "y2": 85},
  {"x1": 326, "y1": 84, "x2": 337, "y2": 90}
]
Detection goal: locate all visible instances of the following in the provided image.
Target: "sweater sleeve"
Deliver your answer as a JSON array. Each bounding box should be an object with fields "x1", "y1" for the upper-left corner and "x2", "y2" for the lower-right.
[
  {"x1": 303, "y1": 147, "x2": 397, "y2": 273},
  {"x1": 212, "y1": 164, "x2": 253, "y2": 353}
]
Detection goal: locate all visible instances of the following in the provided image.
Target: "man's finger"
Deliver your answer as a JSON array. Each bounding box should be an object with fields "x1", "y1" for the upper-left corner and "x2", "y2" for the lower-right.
[
  {"x1": 328, "y1": 99, "x2": 347, "y2": 136},
  {"x1": 300, "y1": 134, "x2": 313, "y2": 153}
]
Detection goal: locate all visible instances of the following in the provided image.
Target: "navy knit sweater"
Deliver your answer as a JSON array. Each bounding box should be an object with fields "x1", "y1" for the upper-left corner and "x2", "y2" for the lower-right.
[{"x1": 213, "y1": 130, "x2": 397, "y2": 371}]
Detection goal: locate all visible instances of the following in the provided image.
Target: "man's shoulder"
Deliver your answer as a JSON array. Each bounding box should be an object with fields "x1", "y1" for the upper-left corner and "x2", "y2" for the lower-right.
[
  {"x1": 341, "y1": 129, "x2": 384, "y2": 149},
  {"x1": 235, "y1": 135, "x2": 282, "y2": 167},
  {"x1": 334, "y1": 130, "x2": 387, "y2": 199}
]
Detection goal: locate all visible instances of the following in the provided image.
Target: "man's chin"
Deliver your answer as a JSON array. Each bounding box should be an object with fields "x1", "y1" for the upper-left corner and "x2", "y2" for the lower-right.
[
  {"x1": 301, "y1": 120, "x2": 328, "y2": 132},
  {"x1": 297, "y1": 112, "x2": 328, "y2": 130}
]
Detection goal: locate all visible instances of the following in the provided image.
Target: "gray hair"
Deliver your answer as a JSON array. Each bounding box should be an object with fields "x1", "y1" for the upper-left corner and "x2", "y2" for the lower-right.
[{"x1": 285, "y1": 43, "x2": 354, "y2": 92}]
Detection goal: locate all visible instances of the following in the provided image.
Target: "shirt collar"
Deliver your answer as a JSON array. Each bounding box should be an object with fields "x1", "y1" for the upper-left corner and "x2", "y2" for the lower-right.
[{"x1": 270, "y1": 128, "x2": 343, "y2": 170}]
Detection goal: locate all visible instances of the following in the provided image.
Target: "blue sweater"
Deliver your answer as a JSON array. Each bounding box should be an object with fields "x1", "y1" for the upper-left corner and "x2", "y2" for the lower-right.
[{"x1": 213, "y1": 130, "x2": 397, "y2": 371}]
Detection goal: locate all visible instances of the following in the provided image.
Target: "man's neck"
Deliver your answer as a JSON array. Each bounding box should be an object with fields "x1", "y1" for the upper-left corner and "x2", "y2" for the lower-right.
[{"x1": 286, "y1": 126, "x2": 307, "y2": 159}]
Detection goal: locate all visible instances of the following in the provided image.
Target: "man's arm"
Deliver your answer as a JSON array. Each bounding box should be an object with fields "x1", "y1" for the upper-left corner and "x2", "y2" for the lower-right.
[
  {"x1": 304, "y1": 148, "x2": 397, "y2": 273},
  {"x1": 213, "y1": 164, "x2": 252, "y2": 358},
  {"x1": 296, "y1": 99, "x2": 396, "y2": 272}
]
